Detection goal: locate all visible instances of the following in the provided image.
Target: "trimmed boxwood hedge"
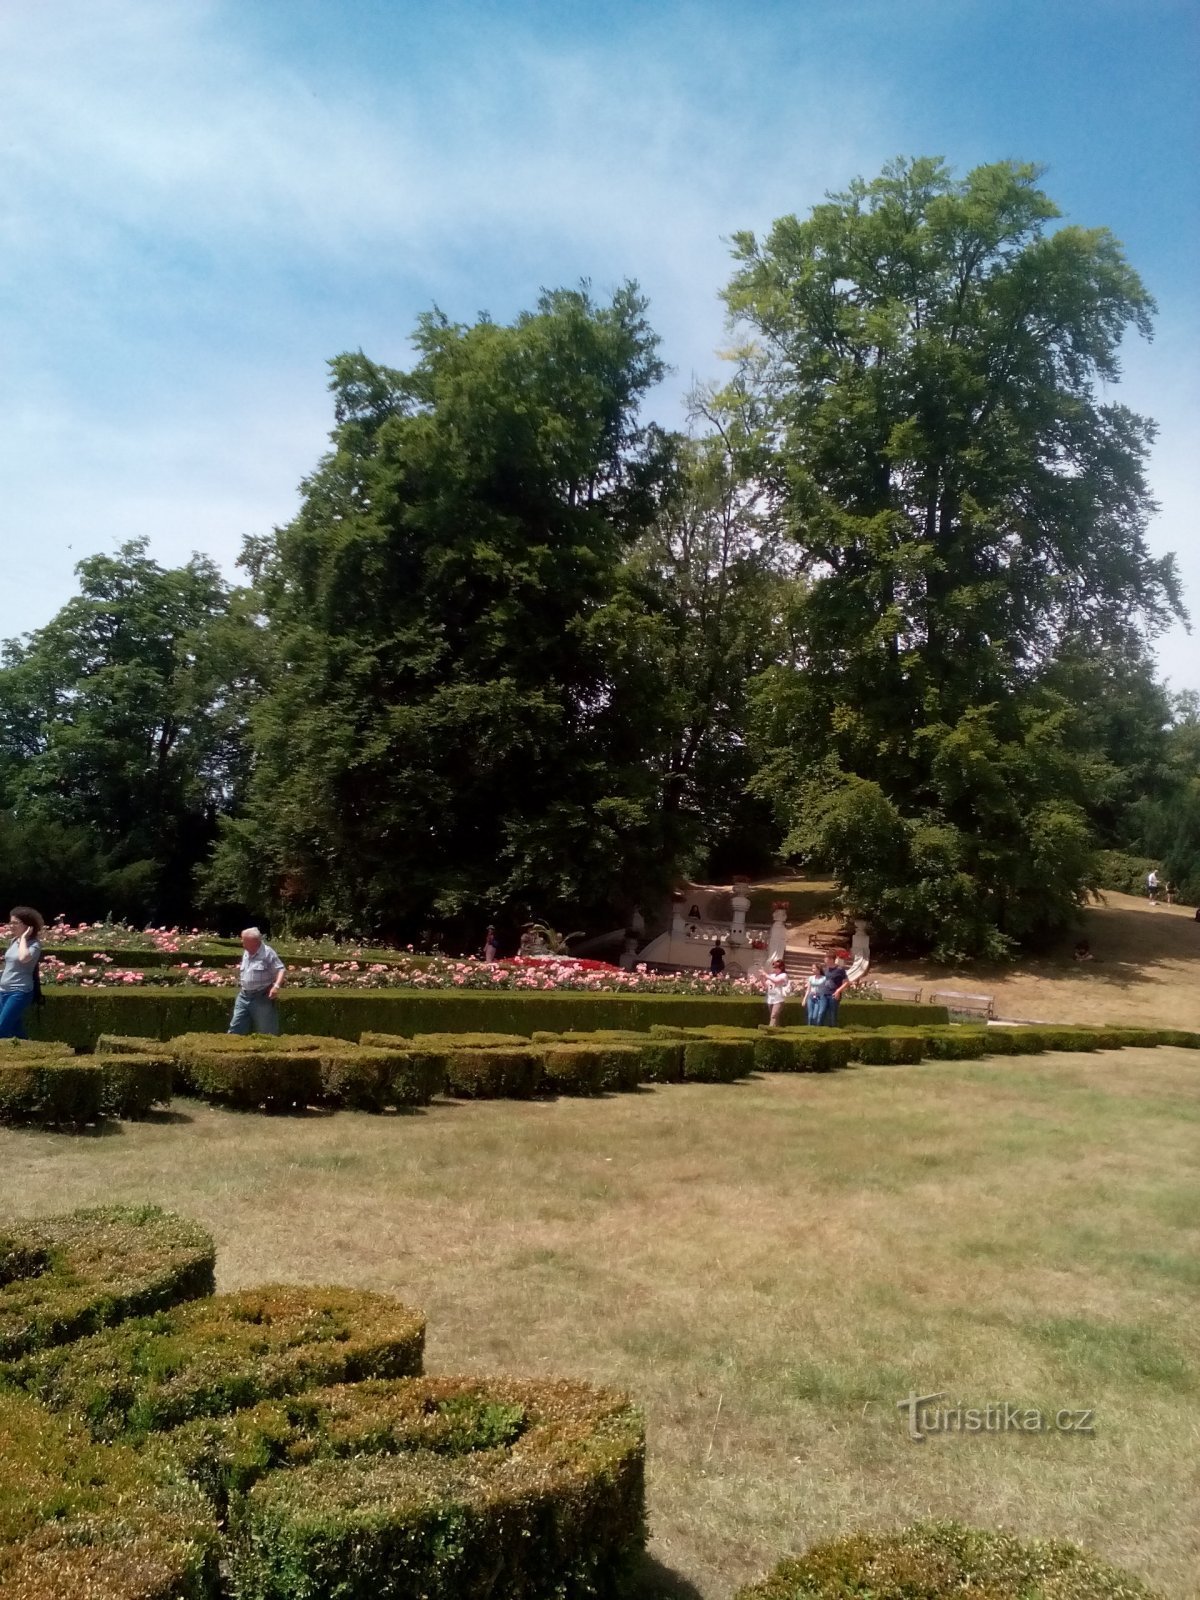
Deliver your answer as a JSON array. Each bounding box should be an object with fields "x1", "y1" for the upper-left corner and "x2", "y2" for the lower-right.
[
  {"x1": 0, "y1": 1205, "x2": 647, "y2": 1600},
  {"x1": 7, "y1": 1285, "x2": 426, "y2": 1441},
  {"x1": 0, "y1": 1206, "x2": 215, "y2": 1360},
  {"x1": 441, "y1": 1046, "x2": 543, "y2": 1098},
  {"x1": 0, "y1": 1390, "x2": 219, "y2": 1600},
  {"x1": 0, "y1": 1056, "x2": 105, "y2": 1125},
  {"x1": 736, "y1": 1521, "x2": 1162, "y2": 1598},
  {"x1": 149, "y1": 1375, "x2": 645, "y2": 1600},
  {"x1": 27, "y1": 988, "x2": 943, "y2": 1048},
  {"x1": 96, "y1": 1050, "x2": 175, "y2": 1118}
]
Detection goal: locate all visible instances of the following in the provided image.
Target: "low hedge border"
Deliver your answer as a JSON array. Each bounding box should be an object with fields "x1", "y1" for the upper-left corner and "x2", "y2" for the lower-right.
[
  {"x1": 736, "y1": 1520, "x2": 1162, "y2": 1598},
  {"x1": 6, "y1": 1285, "x2": 426, "y2": 1441},
  {"x1": 0, "y1": 1206, "x2": 216, "y2": 1360},
  {"x1": 0, "y1": 1058, "x2": 106, "y2": 1125},
  {"x1": 153, "y1": 1376, "x2": 646, "y2": 1600},
  {"x1": 0, "y1": 1391, "x2": 219, "y2": 1600},
  {"x1": 26, "y1": 989, "x2": 945, "y2": 1049}
]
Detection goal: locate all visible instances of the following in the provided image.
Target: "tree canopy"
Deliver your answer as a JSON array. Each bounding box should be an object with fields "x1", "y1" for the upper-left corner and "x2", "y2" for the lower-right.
[
  {"x1": 4, "y1": 161, "x2": 1192, "y2": 952},
  {"x1": 728, "y1": 157, "x2": 1184, "y2": 955}
]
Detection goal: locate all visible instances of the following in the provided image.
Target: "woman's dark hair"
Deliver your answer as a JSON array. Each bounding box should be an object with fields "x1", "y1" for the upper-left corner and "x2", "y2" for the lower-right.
[{"x1": 9, "y1": 906, "x2": 44, "y2": 936}]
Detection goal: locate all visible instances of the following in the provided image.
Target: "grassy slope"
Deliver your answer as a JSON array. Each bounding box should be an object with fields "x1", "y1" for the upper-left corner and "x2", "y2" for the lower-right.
[
  {"x1": 1, "y1": 1051, "x2": 1196, "y2": 1598},
  {"x1": 693, "y1": 877, "x2": 1200, "y2": 1030},
  {"x1": 885, "y1": 892, "x2": 1200, "y2": 1030}
]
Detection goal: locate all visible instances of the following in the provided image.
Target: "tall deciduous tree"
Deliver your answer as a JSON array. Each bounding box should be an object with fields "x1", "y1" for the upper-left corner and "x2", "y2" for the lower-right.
[
  {"x1": 599, "y1": 385, "x2": 797, "y2": 877},
  {"x1": 0, "y1": 541, "x2": 259, "y2": 920},
  {"x1": 728, "y1": 158, "x2": 1183, "y2": 956},
  {"x1": 206, "y1": 285, "x2": 672, "y2": 935}
]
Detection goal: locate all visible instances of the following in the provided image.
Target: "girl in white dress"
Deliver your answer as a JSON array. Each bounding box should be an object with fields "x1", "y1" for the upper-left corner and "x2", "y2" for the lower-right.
[{"x1": 764, "y1": 957, "x2": 793, "y2": 1028}]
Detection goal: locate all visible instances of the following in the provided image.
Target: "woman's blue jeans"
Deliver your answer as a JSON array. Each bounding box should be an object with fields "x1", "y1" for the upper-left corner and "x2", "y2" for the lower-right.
[
  {"x1": 806, "y1": 994, "x2": 826, "y2": 1027},
  {"x1": 0, "y1": 991, "x2": 34, "y2": 1039}
]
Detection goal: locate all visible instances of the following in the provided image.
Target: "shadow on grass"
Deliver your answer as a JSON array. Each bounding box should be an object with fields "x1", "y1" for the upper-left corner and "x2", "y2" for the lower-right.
[{"x1": 623, "y1": 1552, "x2": 706, "y2": 1600}]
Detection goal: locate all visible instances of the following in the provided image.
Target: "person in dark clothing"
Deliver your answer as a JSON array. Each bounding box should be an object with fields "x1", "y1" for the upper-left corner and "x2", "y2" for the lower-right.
[
  {"x1": 820, "y1": 953, "x2": 850, "y2": 1026},
  {"x1": 709, "y1": 941, "x2": 726, "y2": 976}
]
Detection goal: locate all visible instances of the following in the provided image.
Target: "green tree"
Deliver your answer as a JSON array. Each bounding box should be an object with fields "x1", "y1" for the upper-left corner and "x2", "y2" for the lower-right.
[
  {"x1": 0, "y1": 541, "x2": 259, "y2": 921},
  {"x1": 206, "y1": 285, "x2": 673, "y2": 935},
  {"x1": 599, "y1": 384, "x2": 798, "y2": 878},
  {"x1": 728, "y1": 158, "x2": 1183, "y2": 956}
]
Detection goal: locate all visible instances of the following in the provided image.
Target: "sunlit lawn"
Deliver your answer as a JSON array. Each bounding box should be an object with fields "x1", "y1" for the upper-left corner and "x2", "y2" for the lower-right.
[{"x1": 2, "y1": 1048, "x2": 1197, "y2": 1597}]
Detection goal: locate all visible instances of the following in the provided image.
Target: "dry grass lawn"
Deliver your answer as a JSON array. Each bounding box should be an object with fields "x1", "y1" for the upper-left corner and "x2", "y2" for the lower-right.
[{"x1": 2, "y1": 1049, "x2": 1198, "y2": 1597}]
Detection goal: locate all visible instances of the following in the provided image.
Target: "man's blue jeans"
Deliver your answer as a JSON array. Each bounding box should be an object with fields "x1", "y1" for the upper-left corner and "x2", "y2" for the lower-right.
[
  {"x1": 228, "y1": 990, "x2": 280, "y2": 1035},
  {"x1": 0, "y1": 991, "x2": 33, "y2": 1039},
  {"x1": 821, "y1": 998, "x2": 840, "y2": 1028}
]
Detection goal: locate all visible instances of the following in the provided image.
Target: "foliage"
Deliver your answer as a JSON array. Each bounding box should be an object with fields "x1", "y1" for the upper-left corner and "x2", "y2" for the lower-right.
[
  {"x1": 736, "y1": 1521, "x2": 1162, "y2": 1598},
  {"x1": 27, "y1": 989, "x2": 942, "y2": 1049},
  {"x1": 206, "y1": 285, "x2": 678, "y2": 937},
  {"x1": 0, "y1": 541, "x2": 260, "y2": 924},
  {"x1": 0, "y1": 1208, "x2": 645, "y2": 1600},
  {"x1": 0, "y1": 1207, "x2": 215, "y2": 1359},
  {"x1": 0, "y1": 1391, "x2": 218, "y2": 1600},
  {"x1": 6, "y1": 1286, "x2": 425, "y2": 1441},
  {"x1": 730, "y1": 158, "x2": 1183, "y2": 957}
]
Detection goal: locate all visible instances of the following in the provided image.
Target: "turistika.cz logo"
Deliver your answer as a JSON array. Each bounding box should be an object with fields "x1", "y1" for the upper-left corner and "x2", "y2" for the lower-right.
[{"x1": 896, "y1": 1391, "x2": 1095, "y2": 1442}]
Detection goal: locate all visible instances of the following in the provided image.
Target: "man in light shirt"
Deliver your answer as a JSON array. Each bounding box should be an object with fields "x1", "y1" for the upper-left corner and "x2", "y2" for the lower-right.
[{"x1": 228, "y1": 927, "x2": 287, "y2": 1035}]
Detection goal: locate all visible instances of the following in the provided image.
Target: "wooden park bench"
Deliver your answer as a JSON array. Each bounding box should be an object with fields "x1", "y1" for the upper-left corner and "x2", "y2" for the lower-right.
[
  {"x1": 928, "y1": 989, "x2": 995, "y2": 1020},
  {"x1": 876, "y1": 983, "x2": 923, "y2": 1003}
]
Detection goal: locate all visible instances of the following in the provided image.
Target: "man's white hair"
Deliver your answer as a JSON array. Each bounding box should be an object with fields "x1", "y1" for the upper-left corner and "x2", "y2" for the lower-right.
[{"x1": 241, "y1": 926, "x2": 262, "y2": 940}]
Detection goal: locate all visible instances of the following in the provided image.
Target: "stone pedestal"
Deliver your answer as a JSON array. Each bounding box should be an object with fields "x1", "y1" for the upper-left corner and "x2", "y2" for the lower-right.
[{"x1": 730, "y1": 882, "x2": 751, "y2": 944}]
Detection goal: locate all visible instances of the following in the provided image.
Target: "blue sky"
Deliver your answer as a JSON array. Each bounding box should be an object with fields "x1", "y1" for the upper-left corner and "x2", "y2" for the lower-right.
[{"x1": 2, "y1": 0, "x2": 1197, "y2": 687}]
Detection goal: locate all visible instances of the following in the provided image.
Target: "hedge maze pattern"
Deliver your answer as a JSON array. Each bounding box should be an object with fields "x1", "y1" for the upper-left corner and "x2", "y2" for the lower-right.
[
  {"x1": 0, "y1": 1206, "x2": 646, "y2": 1600},
  {"x1": 2, "y1": 1012, "x2": 1197, "y2": 1126}
]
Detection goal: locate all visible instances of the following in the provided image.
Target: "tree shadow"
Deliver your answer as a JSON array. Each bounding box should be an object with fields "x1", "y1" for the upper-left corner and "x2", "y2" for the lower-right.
[{"x1": 622, "y1": 1552, "x2": 706, "y2": 1600}]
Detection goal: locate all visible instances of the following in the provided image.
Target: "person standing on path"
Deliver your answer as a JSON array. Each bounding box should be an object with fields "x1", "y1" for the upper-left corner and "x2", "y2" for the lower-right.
[
  {"x1": 1147, "y1": 869, "x2": 1159, "y2": 906},
  {"x1": 0, "y1": 907, "x2": 43, "y2": 1039},
  {"x1": 483, "y1": 926, "x2": 498, "y2": 962},
  {"x1": 820, "y1": 952, "x2": 851, "y2": 1027},
  {"x1": 227, "y1": 927, "x2": 286, "y2": 1035},
  {"x1": 709, "y1": 940, "x2": 726, "y2": 976},
  {"x1": 764, "y1": 957, "x2": 793, "y2": 1027}
]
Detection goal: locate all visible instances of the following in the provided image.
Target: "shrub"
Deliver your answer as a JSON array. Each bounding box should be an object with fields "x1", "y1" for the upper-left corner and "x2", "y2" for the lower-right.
[
  {"x1": 314, "y1": 1047, "x2": 396, "y2": 1112},
  {"x1": 681, "y1": 1040, "x2": 755, "y2": 1082},
  {"x1": 29, "y1": 989, "x2": 942, "y2": 1050},
  {"x1": 8, "y1": 1285, "x2": 426, "y2": 1441},
  {"x1": 95, "y1": 1033, "x2": 171, "y2": 1055},
  {"x1": 171, "y1": 1041, "x2": 324, "y2": 1112},
  {"x1": 162, "y1": 1376, "x2": 645, "y2": 1600},
  {"x1": 735, "y1": 1521, "x2": 1162, "y2": 1599},
  {"x1": 442, "y1": 1048, "x2": 542, "y2": 1099},
  {"x1": 844, "y1": 1032, "x2": 925, "y2": 1066},
  {"x1": 0, "y1": 1038, "x2": 74, "y2": 1059},
  {"x1": 778, "y1": 1033, "x2": 856, "y2": 1072},
  {"x1": 536, "y1": 1043, "x2": 643, "y2": 1095},
  {"x1": 1158, "y1": 1029, "x2": 1200, "y2": 1048},
  {"x1": 918, "y1": 1029, "x2": 988, "y2": 1061},
  {"x1": 98, "y1": 1053, "x2": 174, "y2": 1118},
  {"x1": 0, "y1": 1057, "x2": 105, "y2": 1125},
  {"x1": 1093, "y1": 849, "x2": 1162, "y2": 899},
  {"x1": 409, "y1": 1031, "x2": 533, "y2": 1049},
  {"x1": 0, "y1": 1206, "x2": 215, "y2": 1360},
  {"x1": 0, "y1": 1391, "x2": 219, "y2": 1600}
]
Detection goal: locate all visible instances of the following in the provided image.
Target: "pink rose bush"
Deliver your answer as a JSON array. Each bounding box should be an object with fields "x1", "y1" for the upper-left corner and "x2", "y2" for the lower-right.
[{"x1": 37, "y1": 923, "x2": 777, "y2": 995}]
